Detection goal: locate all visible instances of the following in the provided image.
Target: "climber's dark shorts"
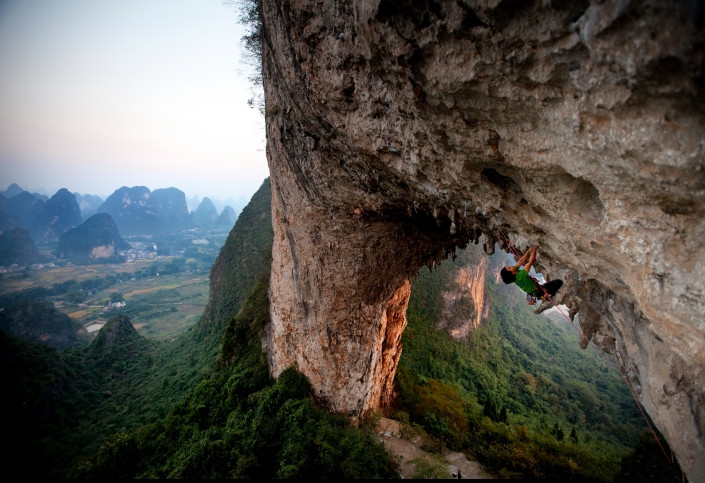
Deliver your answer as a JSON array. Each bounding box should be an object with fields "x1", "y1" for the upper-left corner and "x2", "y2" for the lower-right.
[{"x1": 530, "y1": 279, "x2": 563, "y2": 299}]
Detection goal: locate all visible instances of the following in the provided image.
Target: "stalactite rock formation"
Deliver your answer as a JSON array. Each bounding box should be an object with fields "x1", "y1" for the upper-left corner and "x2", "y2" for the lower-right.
[{"x1": 259, "y1": 1, "x2": 704, "y2": 480}]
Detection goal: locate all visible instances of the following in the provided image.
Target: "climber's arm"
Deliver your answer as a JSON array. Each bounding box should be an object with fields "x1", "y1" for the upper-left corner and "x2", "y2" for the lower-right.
[
  {"x1": 523, "y1": 246, "x2": 538, "y2": 272},
  {"x1": 515, "y1": 246, "x2": 537, "y2": 269}
]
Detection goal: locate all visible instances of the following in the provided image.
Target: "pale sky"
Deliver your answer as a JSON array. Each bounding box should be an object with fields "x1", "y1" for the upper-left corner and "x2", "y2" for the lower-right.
[{"x1": 0, "y1": 0, "x2": 268, "y2": 203}]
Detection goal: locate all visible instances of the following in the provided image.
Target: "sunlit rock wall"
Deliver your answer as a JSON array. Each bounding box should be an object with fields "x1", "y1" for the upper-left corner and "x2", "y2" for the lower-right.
[
  {"x1": 259, "y1": 1, "x2": 704, "y2": 479},
  {"x1": 438, "y1": 248, "x2": 490, "y2": 339}
]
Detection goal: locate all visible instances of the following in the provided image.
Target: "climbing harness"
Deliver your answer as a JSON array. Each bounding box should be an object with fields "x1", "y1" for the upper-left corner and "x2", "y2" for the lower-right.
[{"x1": 498, "y1": 230, "x2": 677, "y2": 473}]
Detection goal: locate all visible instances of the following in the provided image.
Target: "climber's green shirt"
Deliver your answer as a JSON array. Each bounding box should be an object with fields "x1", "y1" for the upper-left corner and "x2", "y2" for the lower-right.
[{"x1": 514, "y1": 269, "x2": 538, "y2": 294}]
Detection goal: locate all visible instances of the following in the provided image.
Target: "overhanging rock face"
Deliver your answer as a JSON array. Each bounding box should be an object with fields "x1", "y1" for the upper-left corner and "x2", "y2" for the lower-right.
[{"x1": 259, "y1": 1, "x2": 704, "y2": 480}]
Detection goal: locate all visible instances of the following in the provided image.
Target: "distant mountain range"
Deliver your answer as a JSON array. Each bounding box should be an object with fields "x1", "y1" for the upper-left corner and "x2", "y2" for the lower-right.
[
  {"x1": 0, "y1": 187, "x2": 81, "y2": 243},
  {"x1": 57, "y1": 213, "x2": 131, "y2": 264},
  {"x1": 185, "y1": 193, "x2": 248, "y2": 215},
  {"x1": 217, "y1": 205, "x2": 238, "y2": 227},
  {"x1": 0, "y1": 183, "x2": 245, "y2": 266},
  {"x1": 191, "y1": 196, "x2": 218, "y2": 228},
  {"x1": 97, "y1": 186, "x2": 192, "y2": 236}
]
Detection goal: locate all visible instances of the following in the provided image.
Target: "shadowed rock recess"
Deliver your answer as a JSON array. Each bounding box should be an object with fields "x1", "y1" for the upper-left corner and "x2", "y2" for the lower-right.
[{"x1": 259, "y1": 1, "x2": 704, "y2": 479}]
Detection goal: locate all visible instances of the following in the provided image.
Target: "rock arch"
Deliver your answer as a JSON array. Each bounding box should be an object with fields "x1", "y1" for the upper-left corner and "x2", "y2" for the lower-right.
[{"x1": 259, "y1": 1, "x2": 704, "y2": 480}]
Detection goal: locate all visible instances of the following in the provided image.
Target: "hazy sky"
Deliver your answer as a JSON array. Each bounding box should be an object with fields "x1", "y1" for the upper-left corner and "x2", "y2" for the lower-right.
[{"x1": 0, "y1": 0, "x2": 268, "y2": 203}]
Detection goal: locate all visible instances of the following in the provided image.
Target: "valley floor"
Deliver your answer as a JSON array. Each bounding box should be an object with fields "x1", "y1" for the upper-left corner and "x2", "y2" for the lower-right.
[{"x1": 375, "y1": 418, "x2": 494, "y2": 479}]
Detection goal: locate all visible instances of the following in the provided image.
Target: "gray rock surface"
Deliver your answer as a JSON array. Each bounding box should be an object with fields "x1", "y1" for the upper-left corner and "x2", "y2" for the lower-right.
[{"x1": 259, "y1": 1, "x2": 704, "y2": 480}]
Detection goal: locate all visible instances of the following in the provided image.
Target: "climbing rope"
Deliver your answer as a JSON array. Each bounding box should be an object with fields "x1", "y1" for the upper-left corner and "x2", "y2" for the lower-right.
[{"x1": 499, "y1": 231, "x2": 676, "y2": 470}]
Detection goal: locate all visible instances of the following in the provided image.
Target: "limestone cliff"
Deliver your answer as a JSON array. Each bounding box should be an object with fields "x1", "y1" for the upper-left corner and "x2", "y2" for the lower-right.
[
  {"x1": 438, "y1": 246, "x2": 490, "y2": 339},
  {"x1": 259, "y1": 1, "x2": 704, "y2": 480}
]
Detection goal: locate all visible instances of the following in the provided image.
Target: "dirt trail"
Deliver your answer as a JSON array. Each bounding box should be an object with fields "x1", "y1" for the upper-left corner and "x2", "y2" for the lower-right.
[{"x1": 375, "y1": 418, "x2": 494, "y2": 479}]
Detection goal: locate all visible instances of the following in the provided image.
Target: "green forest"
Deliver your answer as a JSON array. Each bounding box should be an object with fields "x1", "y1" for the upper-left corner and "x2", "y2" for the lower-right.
[
  {"x1": 1, "y1": 178, "x2": 684, "y2": 480},
  {"x1": 395, "y1": 249, "x2": 680, "y2": 480}
]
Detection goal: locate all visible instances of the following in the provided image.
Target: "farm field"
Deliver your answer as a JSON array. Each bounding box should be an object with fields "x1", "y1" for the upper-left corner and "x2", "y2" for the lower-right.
[
  {"x1": 70, "y1": 271, "x2": 209, "y2": 340},
  {"x1": 0, "y1": 259, "x2": 212, "y2": 341},
  {"x1": 0, "y1": 260, "x2": 157, "y2": 295}
]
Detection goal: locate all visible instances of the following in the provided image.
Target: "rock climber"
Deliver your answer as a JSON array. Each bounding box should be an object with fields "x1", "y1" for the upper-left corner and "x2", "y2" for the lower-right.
[{"x1": 499, "y1": 245, "x2": 563, "y2": 306}]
